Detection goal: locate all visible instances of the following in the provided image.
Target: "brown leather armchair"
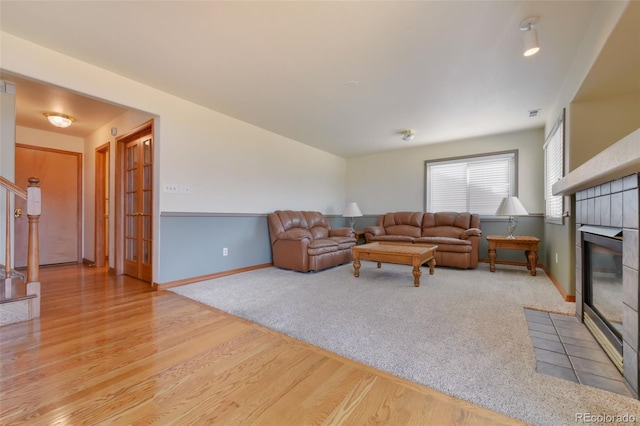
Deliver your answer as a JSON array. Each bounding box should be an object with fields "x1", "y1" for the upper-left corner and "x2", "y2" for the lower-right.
[
  {"x1": 364, "y1": 212, "x2": 482, "y2": 269},
  {"x1": 268, "y1": 210, "x2": 356, "y2": 272}
]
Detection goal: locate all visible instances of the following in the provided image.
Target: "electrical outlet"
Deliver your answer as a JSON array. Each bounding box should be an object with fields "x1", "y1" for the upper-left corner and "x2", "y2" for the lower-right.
[
  {"x1": 180, "y1": 185, "x2": 190, "y2": 194},
  {"x1": 164, "y1": 184, "x2": 179, "y2": 193},
  {"x1": 223, "y1": 247, "x2": 228, "y2": 256}
]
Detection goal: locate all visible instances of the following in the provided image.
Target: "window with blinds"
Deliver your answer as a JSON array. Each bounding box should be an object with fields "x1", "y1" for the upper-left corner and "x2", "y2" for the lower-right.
[
  {"x1": 425, "y1": 151, "x2": 517, "y2": 215},
  {"x1": 544, "y1": 110, "x2": 565, "y2": 223}
]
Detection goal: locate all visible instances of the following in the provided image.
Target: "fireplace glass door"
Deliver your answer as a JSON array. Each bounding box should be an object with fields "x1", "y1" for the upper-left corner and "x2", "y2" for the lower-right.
[{"x1": 583, "y1": 231, "x2": 623, "y2": 364}]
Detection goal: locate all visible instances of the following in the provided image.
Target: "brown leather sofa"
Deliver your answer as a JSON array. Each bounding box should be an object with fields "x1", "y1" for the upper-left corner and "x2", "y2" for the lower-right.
[
  {"x1": 268, "y1": 210, "x2": 357, "y2": 272},
  {"x1": 364, "y1": 212, "x2": 482, "y2": 269}
]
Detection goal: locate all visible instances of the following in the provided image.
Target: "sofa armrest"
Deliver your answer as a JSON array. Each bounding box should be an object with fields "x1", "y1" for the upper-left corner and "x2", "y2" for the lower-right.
[
  {"x1": 277, "y1": 228, "x2": 312, "y2": 241},
  {"x1": 461, "y1": 227, "x2": 482, "y2": 240},
  {"x1": 364, "y1": 225, "x2": 385, "y2": 242}
]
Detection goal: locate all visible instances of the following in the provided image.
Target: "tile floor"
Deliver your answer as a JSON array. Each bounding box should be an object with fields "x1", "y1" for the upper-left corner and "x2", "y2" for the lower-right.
[{"x1": 524, "y1": 308, "x2": 633, "y2": 397}]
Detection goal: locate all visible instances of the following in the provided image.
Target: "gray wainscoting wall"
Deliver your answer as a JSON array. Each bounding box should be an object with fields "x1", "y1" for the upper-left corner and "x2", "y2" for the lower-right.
[
  {"x1": 159, "y1": 213, "x2": 273, "y2": 284},
  {"x1": 158, "y1": 212, "x2": 545, "y2": 285}
]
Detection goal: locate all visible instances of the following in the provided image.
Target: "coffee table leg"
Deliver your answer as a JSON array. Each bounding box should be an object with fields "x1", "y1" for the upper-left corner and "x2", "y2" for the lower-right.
[
  {"x1": 428, "y1": 258, "x2": 436, "y2": 275},
  {"x1": 353, "y1": 257, "x2": 361, "y2": 278},
  {"x1": 489, "y1": 247, "x2": 496, "y2": 272},
  {"x1": 412, "y1": 258, "x2": 422, "y2": 287}
]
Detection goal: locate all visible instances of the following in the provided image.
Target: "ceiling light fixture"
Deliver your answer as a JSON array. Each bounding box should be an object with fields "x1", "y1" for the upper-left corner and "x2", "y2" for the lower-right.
[
  {"x1": 519, "y1": 17, "x2": 540, "y2": 57},
  {"x1": 400, "y1": 129, "x2": 415, "y2": 141},
  {"x1": 43, "y1": 112, "x2": 75, "y2": 128}
]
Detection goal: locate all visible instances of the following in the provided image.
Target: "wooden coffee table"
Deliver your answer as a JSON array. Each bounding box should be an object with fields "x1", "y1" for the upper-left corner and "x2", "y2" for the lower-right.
[{"x1": 351, "y1": 242, "x2": 437, "y2": 287}]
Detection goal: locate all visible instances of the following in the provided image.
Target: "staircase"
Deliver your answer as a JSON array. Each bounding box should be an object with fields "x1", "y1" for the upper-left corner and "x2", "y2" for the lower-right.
[{"x1": 0, "y1": 176, "x2": 41, "y2": 326}]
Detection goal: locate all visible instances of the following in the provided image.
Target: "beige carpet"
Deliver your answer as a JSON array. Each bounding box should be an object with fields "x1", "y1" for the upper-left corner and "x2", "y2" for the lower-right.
[{"x1": 170, "y1": 262, "x2": 640, "y2": 426}]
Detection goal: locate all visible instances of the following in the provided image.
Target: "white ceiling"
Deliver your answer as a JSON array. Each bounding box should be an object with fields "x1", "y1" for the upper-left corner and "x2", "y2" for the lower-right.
[{"x1": 0, "y1": 1, "x2": 607, "y2": 157}]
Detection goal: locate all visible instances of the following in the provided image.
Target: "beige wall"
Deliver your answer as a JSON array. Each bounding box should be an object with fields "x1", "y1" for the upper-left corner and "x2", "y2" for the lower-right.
[
  {"x1": 1, "y1": 32, "x2": 348, "y2": 216},
  {"x1": 570, "y1": 93, "x2": 640, "y2": 171},
  {"x1": 2, "y1": 32, "x2": 348, "y2": 281},
  {"x1": 543, "y1": 0, "x2": 638, "y2": 296},
  {"x1": 16, "y1": 126, "x2": 84, "y2": 153},
  {"x1": 346, "y1": 128, "x2": 544, "y2": 215}
]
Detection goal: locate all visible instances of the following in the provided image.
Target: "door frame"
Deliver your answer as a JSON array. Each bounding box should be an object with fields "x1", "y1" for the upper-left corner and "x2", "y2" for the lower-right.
[
  {"x1": 15, "y1": 143, "x2": 83, "y2": 266},
  {"x1": 114, "y1": 119, "x2": 154, "y2": 279},
  {"x1": 94, "y1": 142, "x2": 110, "y2": 268}
]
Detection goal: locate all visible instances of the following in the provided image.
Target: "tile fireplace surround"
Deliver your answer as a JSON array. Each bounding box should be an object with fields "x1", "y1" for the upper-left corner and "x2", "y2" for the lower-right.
[{"x1": 554, "y1": 129, "x2": 640, "y2": 398}]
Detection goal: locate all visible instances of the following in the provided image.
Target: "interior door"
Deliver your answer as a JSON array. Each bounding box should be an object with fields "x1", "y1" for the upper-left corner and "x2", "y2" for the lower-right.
[
  {"x1": 14, "y1": 144, "x2": 81, "y2": 267},
  {"x1": 123, "y1": 134, "x2": 153, "y2": 282}
]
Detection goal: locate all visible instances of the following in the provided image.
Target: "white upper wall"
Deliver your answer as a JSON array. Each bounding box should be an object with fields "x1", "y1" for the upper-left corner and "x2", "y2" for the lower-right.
[
  {"x1": 16, "y1": 126, "x2": 84, "y2": 153},
  {"x1": 346, "y1": 128, "x2": 545, "y2": 215},
  {"x1": 1, "y1": 32, "x2": 347, "y2": 215}
]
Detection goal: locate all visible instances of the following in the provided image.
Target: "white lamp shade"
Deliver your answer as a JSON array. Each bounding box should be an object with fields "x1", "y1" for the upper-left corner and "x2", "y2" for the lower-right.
[
  {"x1": 343, "y1": 202, "x2": 363, "y2": 217},
  {"x1": 495, "y1": 197, "x2": 529, "y2": 216}
]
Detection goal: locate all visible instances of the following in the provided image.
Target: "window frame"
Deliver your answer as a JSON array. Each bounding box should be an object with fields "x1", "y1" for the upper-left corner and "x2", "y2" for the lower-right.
[
  {"x1": 544, "y1": 109, "x2": 565, "y2": 225},
  {"x1": 424, "y1": 149, "x2": 519, "y2": 216}
]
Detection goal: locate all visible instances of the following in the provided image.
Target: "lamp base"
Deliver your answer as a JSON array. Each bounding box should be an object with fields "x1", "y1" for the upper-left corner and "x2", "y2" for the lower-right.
[{"x1": 505, "y1": 216, "x2": 518, "y2": 239}]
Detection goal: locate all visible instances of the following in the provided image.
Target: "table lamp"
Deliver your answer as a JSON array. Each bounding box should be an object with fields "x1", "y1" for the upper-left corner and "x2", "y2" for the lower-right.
[
  {"x1": 343, "y1": 202, "x2": 363, "y2": 229},
  {"x1": 495, "y1": 196, "x2": 528, "y2": 239}
]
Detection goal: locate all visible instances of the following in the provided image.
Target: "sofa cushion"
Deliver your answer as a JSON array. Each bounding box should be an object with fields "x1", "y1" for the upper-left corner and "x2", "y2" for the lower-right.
[
  {"x1": 382, "y1": 212, "x2": 423, "y2": 237},
  {"x1": 415, "y1": 236, "x2": 472, "y2": 253},
  {"x1": 423, "y1": 212, "x2": 472, "y2": 229},
  {"x1": 369, "y1": 235, "x2": 415, "y2": 243},
  {"x1": 308, "y1": 238, "x2": 339, "y2": 255},
  {"x1": 421, "y1": 226, "x2": 465, "y2": 238},
  {"x1": 276, "y1": 210, "x2": 309, "y2": 231},
  {"x1": 329, "y1": 236, "x2": 357, "y2": 250}
]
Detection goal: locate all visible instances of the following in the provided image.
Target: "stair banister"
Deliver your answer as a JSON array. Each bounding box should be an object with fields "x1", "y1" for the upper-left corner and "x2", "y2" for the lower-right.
[
  {"x1": 0, "y1": 176, "x2": 27, "y2": 279},
  {"x1": 0, "y1": 175, "x2": 41, "y2": 320},
  {"x1": 26, "y1": 178, "x2": 41, "y2": 283}
]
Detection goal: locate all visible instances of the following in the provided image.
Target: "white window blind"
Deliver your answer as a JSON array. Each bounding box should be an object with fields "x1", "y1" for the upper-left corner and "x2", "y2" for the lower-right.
[
  {"x1": 544, "y1": 111, "x2": 564, "y2": 222},
  {"x1": 426, "y1": 152, "x2": 516, "y2": 215}
]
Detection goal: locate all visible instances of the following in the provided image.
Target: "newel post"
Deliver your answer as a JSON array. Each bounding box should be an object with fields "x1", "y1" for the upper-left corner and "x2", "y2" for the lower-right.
[{"x1": 26, "y1": 177, "x2": 41, "y2": 283}]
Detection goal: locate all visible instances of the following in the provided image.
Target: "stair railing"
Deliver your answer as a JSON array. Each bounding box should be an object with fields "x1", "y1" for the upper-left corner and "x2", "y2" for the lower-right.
[{"x1": 1, "y1": 176, "x2": 41, "y2": 318}]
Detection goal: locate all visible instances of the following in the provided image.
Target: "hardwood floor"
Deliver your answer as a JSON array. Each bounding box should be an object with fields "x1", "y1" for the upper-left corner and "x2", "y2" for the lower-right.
[{"x1": 0, "y1": 264, "x2": 525, "y2": 425}]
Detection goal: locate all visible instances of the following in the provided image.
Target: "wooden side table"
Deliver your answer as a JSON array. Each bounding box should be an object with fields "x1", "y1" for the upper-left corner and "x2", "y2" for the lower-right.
[{"x1": 486, "y1": 235, "x2": 540, "y2": 276}]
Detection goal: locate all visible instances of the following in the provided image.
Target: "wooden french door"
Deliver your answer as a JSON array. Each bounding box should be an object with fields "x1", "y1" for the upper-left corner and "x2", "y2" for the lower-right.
[{"x1": 122, "y1": 133, "x2": 153, "y2": 282}]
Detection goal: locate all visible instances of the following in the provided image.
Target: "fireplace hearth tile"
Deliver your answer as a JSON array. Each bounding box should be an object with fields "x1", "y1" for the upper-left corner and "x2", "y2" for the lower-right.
[
  {"x1": 528, "y1": 321, "x2": 557, "y2": 334},
  {"x1": 554, "y1": 325, "x2": 594, "y2": 341},
  {"x1": 570, "y1": 356, "x2": 623, "y2": 380},
  {"x1": 564, "y1": 343, "x2": 616, "y2": 364},
  {"x1": 531, "y1": 336, "x2": 565, "y2": 354},
  {"x1": 559, "y1": 335, "x2": 601, "y2": 349},
  {"x1": 535, "y1": 348, "x2": 573, "y2": 368},
  {"x1": 526, "y1": 315, "x2": 553, "y2": 326},
  {"x1": 525, "y1": 308, "x2": 631, "y2": 397},
  {"x1": 529, "y1": 329, "x2": 561, "y2": 342},
  {"x1": 575, "y1": 370, "x2": 632, "y2": 397},
  {"x1": 536, "y1": 361, "x2": 578, "y2": 383}
]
